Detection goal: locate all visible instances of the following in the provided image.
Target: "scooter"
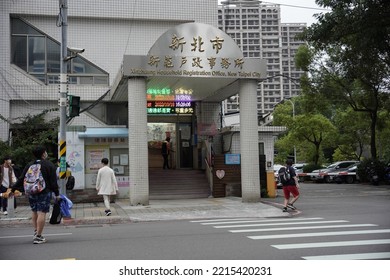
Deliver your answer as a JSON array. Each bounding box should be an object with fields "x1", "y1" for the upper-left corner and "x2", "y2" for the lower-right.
[{"x1": 367, "y1": 164, "x2": 379, "y2": 186}]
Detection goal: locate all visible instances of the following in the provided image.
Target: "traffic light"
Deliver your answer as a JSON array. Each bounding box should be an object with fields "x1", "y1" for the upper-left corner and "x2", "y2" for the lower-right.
[{"x1": 68, "y1": 95, "x2": 80, "y2": 117}]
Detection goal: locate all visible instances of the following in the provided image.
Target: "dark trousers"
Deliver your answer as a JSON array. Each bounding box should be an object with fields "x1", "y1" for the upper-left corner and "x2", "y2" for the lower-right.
[
  {"x1": 162, "y1": 154, "x2": 170, "y2": 169},
  {"x1": 0, "y1": 185, "x2": 16, "y2": 211}
]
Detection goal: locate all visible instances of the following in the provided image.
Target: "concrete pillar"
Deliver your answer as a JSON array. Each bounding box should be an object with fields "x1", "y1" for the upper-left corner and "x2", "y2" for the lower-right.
[
  {"x1": 128, "y1": 77, "x2": 149, "y2": 205},
  {"x1": 239, "y1": 80, "x2": 261, "y2": 202}
]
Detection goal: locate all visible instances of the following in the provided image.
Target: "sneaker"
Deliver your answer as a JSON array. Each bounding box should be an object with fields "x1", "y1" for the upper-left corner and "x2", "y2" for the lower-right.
[
  {"x1": 3, "y1": 211, "x2": 7, "y2": 215},
  {"x1": 282, "y1": 207, "x2": 288, "y2": 212},
  {"x1": 33, "y1": 235, "x2": 46, "y2": 244},
  {"x1": 287, "y1": 203, "x2": 296, "y2": 210},
  {"x1": 105, "y1": 210, "x2": 112, "y2": 216}
]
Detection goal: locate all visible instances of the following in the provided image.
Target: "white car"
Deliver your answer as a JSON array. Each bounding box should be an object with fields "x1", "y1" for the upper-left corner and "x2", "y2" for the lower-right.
[{"x1": 273, "y1": 164, "x2": 284, "y2": 188}]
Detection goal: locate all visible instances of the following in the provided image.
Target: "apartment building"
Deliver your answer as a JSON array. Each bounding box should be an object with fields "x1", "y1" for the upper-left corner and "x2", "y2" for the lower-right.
[{"x1": 218, "y1": 0, "x2": 306, "y2": 115}]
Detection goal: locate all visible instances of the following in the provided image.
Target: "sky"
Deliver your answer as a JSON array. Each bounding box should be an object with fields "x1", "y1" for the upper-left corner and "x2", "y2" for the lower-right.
[{"x1": 218, "y1": 0, "x2": 330, "y2": 26}]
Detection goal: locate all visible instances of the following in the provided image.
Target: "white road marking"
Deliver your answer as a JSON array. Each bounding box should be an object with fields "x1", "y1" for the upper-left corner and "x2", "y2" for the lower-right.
[
  {"x1": 303, "y1": 252, "x2": 390, "y2": 260},
  {"x1": 230, "y1": 223, "x2": 377, "y2": 233},
  {"x1": 190, "y1": 218, "x2": 260, "y2": 223},
  {"x1": 272, "y1": 239, "x2": 390, "y2": 249},
  {"x1": 0, "y1": 233, "x2": 72, "y2": 239},
  {"x1": 197, "y1": 217, "x2": 324, "y2": 225},
  {"x1": 215, "y1": 220, "x2": 348, "y2": 228},
  {"x1": 248, "y1": 229, "x2": 390, "y2": 240}
]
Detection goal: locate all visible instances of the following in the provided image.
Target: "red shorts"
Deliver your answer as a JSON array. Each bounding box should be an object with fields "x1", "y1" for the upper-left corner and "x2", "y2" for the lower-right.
[{"x1": 282, "y1": 185, "x2": 299, "y2": 199}]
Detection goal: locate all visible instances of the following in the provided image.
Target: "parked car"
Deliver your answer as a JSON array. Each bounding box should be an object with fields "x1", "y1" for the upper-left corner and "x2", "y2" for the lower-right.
[
  {"x1": 309, "y1": 161, "x2": 359, "y2": 183},
  {"x1": 293, "y1": 163, "x2": 307, "y2": 181},
  {"x1": 273, "y1": 164, "x2": 284, "y2": 189},
  {"x1": 332, "y1": 162, "x2": 360, "y2": 184}
]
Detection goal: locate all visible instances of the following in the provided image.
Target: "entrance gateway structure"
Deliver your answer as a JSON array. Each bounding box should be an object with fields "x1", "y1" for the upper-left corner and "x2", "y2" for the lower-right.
[{"x1": 111, "y1": 22, "x2": 266, "y2": 205}]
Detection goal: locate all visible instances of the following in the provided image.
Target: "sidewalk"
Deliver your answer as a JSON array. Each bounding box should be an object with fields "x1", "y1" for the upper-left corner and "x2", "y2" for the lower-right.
[{"x1": 0, "y1": 196, "x2": 288, "y2": 227}]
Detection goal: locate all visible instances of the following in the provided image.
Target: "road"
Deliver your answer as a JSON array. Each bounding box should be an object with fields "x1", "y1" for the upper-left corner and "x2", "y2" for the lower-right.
[{"x1": 0, "y1": 182, "x2": 389, "y2": 260}]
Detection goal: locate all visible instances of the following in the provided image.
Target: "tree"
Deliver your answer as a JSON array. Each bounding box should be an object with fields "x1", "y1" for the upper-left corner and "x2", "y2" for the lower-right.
[
  {"x1": 332, "y1": 108, "x2": 370, "y2": 161},
  {"x1": 0, "y1": 109, "x2": 59, "y2": 167},
  {"x1": 301, "y1": 0, "x2": 390, "y2": 159},
  {"x1": 273, "y1": 100, "x2": 337, "y2": 165}
]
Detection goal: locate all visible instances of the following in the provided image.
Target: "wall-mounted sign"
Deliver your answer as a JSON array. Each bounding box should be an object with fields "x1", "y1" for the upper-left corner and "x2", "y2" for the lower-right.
[
  {"x1": 146, "y1": 87, "x2": 194, "y2": 114},
  {"x1": 225, "y1": 154, "x2": 241, "y2": 165}
]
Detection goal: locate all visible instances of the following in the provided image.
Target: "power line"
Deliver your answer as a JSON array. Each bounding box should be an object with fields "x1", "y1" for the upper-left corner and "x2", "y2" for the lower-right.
[
  {"x1": 123, "y1": 0, "x2": 138, "y2": 56},
  {"x1": 263, "y1": 1, "x2": 330, "y2": 12}
]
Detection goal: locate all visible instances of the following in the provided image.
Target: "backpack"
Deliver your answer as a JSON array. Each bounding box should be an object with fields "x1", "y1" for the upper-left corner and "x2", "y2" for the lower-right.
[
  {"x1": 23, "y1": 161, "x2": 46, "y2": 195},
  {"x1": 278, "y1": 166, "x2": 291, "y2": 185},
  {"x1": 66, "y1": 175, "x2": 75, "y2": 190}
]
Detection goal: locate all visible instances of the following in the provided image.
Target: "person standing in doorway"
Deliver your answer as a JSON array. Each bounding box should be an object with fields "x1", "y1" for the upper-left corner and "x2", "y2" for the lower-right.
[
  {"x1": 161, "y1": 137, "x2": 171, "y2": 169},
  {"x1": 95, "y1": 158, "x2": 118, "y2": 216},
  {"x1": 281, "y1": 159, "x2": 300, "y2": 212},
  {"x1": 11, "y1": 146, "x2": 60, "y2": 244}
]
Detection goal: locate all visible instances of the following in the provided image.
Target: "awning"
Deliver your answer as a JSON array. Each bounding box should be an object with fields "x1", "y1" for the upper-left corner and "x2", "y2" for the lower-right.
[{"x1": 78, "y1": 127, "x2": 128, "y2": 138}]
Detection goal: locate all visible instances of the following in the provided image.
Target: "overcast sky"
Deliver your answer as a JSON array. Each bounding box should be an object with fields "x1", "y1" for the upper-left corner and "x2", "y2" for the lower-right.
[{"x1": 218, "y1": 0, "x2": 330, "y2": 26}]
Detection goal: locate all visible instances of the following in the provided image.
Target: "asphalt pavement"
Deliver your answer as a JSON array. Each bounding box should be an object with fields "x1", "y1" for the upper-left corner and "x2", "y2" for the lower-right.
[{"x1": 0, "y1": 195, "x2": 288, "y2": 227}]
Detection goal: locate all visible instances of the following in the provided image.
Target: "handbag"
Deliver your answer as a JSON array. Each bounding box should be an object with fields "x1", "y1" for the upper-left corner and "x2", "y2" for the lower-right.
[{"x1": 49, "y1": 200, "x2": 62, "y2": 224}]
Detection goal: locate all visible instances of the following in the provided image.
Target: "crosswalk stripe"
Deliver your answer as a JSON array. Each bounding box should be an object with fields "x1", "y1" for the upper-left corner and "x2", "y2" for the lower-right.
[
  {"x1": 198, "y1": 217, "x2": 323, "y2": 225},
  {"x1": 0, "y1": 233, "x2": 72, "y2": 239},
  {"x1": 248, "y1": 229, "x2": 390, "y2": 240},
  {"x1": 190, "y1": 218, "x2": 258, "y2": 223},
  {"x1": 215, "y1": 220, "x2": 348, "y2": 228},
  {"x1": 230, "y1": 223, "x2": 377, "y2": 233},
  {"x1": 272, "y1": 239, "x2": 390, "y2": 249},
  {"x1": 302, "y1": 252, "x2": 390, "y2": 260}
]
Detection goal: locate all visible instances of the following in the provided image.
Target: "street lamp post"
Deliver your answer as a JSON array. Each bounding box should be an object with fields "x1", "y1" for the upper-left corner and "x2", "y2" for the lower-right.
[{"x1": 285, "y1": 98, "x2": 297, "y2": 164}]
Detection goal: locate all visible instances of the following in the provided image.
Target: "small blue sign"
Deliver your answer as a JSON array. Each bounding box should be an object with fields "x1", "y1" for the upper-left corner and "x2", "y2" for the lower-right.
[{"x1": 225, "y1": 154, "x2": 240, "y2": 165}]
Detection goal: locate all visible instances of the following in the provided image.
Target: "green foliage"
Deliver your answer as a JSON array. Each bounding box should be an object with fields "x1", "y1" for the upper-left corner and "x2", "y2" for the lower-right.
[
  {"x1": 332, "y1": 108, "x2": 370, "y2": 160},
  {"x1": 302, "y1": 163, "x2": 323, "y2": 173},
  {"x1": 295, "y1": 45, "x2": 313, "y2": 72},
  {"x1": 302, "y1": 0, "x2": 390, "y2": 159},
  {"x1": 0, "y1": 110, "x2": 59, "y2": 167},
  {"x1": 273, "y1": 96, "x2": 339, "y2": 165},
  {"x1": 0, "y1": 141, "x2": 12, "y2": 160}
]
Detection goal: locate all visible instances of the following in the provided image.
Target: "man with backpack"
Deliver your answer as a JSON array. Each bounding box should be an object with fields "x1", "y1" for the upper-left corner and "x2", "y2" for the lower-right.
[
  {"x1": 11, "y1": 146, "x2": 60, "y2": 244},
  {"x1": 279, "y1": 159, "x2": 300, "y2": 212}
]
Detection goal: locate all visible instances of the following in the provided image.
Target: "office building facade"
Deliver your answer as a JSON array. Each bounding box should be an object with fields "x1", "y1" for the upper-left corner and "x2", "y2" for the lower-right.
[{"x1": 2, "y1": 1, "x2": 282, "y2": 203}]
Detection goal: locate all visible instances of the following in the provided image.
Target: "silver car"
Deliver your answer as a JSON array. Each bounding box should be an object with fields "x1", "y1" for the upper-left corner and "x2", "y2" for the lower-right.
[{"x1": 310, "y1": 161, "x2": 359, "y2": 183}]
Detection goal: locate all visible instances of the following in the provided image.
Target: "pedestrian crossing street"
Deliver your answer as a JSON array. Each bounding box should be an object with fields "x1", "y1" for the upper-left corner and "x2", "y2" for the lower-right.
[{"x1": 190, "y1": 217, "x2": 390, "y2": 260}]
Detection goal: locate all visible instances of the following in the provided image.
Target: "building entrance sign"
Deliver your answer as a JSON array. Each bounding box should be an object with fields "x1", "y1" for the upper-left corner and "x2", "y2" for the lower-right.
[{"x1": 123, "y1": 23, "x2": 266, "y2": 80}]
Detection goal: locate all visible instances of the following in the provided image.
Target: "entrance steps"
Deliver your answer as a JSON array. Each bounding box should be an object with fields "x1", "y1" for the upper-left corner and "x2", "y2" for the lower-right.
[{"x1": 149, "y1": 168, "x2": 211, "y2": 199}]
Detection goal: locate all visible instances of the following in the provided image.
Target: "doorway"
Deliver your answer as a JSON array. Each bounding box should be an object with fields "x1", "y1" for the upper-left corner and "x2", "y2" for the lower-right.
[{"x1": 178, "y1": 123, "x2": 193, "y2": 168}]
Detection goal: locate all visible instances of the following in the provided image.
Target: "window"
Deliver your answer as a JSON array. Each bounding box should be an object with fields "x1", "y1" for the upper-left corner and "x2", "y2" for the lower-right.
[{"x1": 10, "y1": 17, "x2": 109, "y2": 85}]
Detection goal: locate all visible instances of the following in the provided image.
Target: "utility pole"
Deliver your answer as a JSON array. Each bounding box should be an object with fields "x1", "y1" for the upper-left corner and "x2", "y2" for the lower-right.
[{"x1": 58, "y1": 0, "x2": 68, "y2": 194}]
